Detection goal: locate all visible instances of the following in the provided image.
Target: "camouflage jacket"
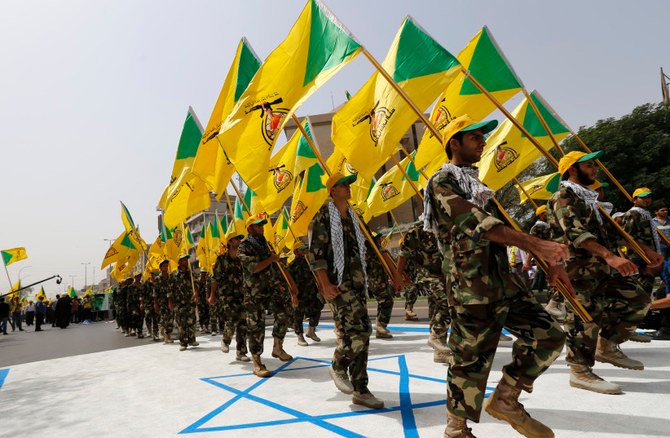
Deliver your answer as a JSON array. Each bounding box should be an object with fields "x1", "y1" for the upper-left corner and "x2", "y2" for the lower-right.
[
  {"x1": 622, "y1": 208, "x2": 656, "y2": 250},
  {"x1": 547, "y1": 184, "x2": 623, "y2": 279},
  {"x1": 169, "y1": 269, "x2": 194, "y2": 308},
  {"x1": 154, "y1": 274, "x2": 171, "y2": 308},
  {"x1": 238, "y1": 234, "x2": 285, "y2": 292},
  {"x1": 127, "y1": 283, "x2": 142, "y2": 309},
  {"x1": 115, "y1": 285, "x2": 128, "y2": 309},
  {"x1": 288, "y1": 254, "x2": 318, "y2": 298},
  {"x1": 141, "y1": 281, "x2": 155, "y2": 307},
  {"x1": 212, "y1": 253, "x2": 245, "y2": 299},
  {"x1": 196, "y1": 274, "x2": 211, "y2": 303},
  {"x1": 529, "y1": 220, "x2": 551, "y2": 241},
  {"x1": 426, "y1": 167, "x2": 524, "y2": 305},
  {"x1": 308, "y1": 202, "x2": 366, "y2": 292},
  {"x1": 399, "y1": 222, "x2": 444, "y2": 277}
]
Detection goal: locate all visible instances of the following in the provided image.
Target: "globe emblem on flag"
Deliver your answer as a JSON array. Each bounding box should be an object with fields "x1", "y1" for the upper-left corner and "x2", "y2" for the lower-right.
[
  {"x1": 291, "y1": 201, "x2": 307, "y2": 222},
  {"x1": 493, "y1": 141, "x2": 519, "y2": 171},
  {"x1": 380, "y1": 182, "x2": 400, "y2": 201},
  {"x1": 270, "y1": 165, "x2": 293, "y2": 193},
  {"x1": 430, "y1": 103, "x2": 453, "y2": 138}
]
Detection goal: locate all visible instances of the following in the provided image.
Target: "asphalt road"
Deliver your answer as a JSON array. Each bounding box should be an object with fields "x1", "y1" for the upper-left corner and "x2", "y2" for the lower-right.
[{"x1": 0, "y1": 299, "x2": 431, "y2": 368}]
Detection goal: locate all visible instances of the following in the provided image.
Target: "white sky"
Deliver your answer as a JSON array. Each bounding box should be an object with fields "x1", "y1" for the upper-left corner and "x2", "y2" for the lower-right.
[{"x1": 1, "y1": 0, "x2": 668, "y2": 294}]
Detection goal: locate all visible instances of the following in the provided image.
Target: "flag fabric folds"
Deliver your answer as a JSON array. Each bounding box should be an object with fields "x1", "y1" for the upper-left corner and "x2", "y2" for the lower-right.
[
  {"x1": 287, "y1": 162, "x2": 329, "y2": 239},
  {"x1": 214, "y1": 0, "x2": 362, "y2": 186},
  {"x1": 101, "y1": 231, "x2": 139, "y2": 269},
  {"x1": 414, "y1": 26, "x2": 523, "y2": 169},
  {"x1": 478, "y1": 90, "x2": 570, "y2": 190},
  {"x1": 1, "y1": 247, "x2": 27, "y2": 266},
  {"x1": 516, "y1": 172, "x2": 560, "y2": 204},
  {"x1": 332, "y1": 16, "x2": 460, "y2": 180}
]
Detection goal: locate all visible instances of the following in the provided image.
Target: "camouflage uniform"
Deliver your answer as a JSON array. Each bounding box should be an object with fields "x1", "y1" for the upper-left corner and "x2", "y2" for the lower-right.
[
  {"x1": 309, "y1": 202, "x2": 371, "y2": 393},
  {"x1": 143, "y1": 279, "x2": 159, "y2": 339},
  {"x1": 213, "y1": 253, "x2": 248, "y2": 354},
  {"x1": 115, "y1": 283, "x2": 128, "y2": 333},
  {"x1": 288, "y1": 254, "x2": 324, "y2": 335},
  {"x1": 426, "y1": 167, "x2": 565, "y2": 422},
  {"x1": 403, "y1": 258, "x2": 420, "y2": 309},
  {"x1": 547, "y1": 184, "x2": 650, "y2": 367},
  {"x1": 529, "y1": 220, "x2": 554, "y2": 299},
  {"x1": 169, "y1": 269, "x2": 197, "y2": 347},
  {"x1": 238, "y1": 234, "x2": 292, "y2": 356},
  {"x1": 127, "y1": 282, "x2": 143, "y2": 335},
  {"x1": 365, "y1": 247, "x2": 395, "y2": 326},
  {"x1": 154, "y1": 273, "x2": 174, "y2": 336},
  {"x1": 399, "y1": 222, "x2": 450, "y2": 341},
  {"x1": 196, "y1": 273, "x2": 212, "y2": 331},
  {"x1": 622, "y1": 207, "x2": 658, "y2": 295}
]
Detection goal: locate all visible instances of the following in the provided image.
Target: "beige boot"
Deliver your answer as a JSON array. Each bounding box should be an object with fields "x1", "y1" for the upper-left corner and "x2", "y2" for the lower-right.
[
  {"x1": 297, "y1": 333, "x2": 308, "y2": 346},
  {"x1": 405, "y1": 306, "x2": 418, "y2": 321},
  {"x1": 544, "y1": 299, "x2": 566, "y2": 322},
  {"x1": 165, "y1": 332, "x2": 174, "y2": 344},
  {"x1": 306, "y1": 326, "x2": 321, "y2": 342},
  {"x1": 271, "y1": 337, "x2": 293, "y2": 361},
  {"x1": 569, "y1": 364, "x2": 622, "y2": 394},
  {"x1": 252, "y1": 354, "x2": 271, "y2": 378},
  {"x1": 221, "y1": 339, "x2": 230, "y2": 353},
  {"x1": 433, "y1": 349, "x2": 452, "y2": 364},
  {"x1": 484, "y1": 378, "x2": 554, "y2": 438},
  {"x1": 375, "y1": 322, "x2": 393, "y2": 339},
  {"x1": 236, "y1": 351, "x2": 251, "y2": 362},
  {"x1": 628, "y1": 332, "x2": 652, "y2": 343},
  {"x1": 427, "y1": 335, "x2": 450, "y2": 352},
  {"x1": 595, "y1": 336, "x2": 643, "y2": 370},
  {"x1": 329, "y1": 366, "x2": 354, "y2": 394},
  {"x1": 352, "y1": 391, "x2": 384, "y2": 409},
  {"x1": 444, "y1": 412, "x2": 476, "y2": 438}
]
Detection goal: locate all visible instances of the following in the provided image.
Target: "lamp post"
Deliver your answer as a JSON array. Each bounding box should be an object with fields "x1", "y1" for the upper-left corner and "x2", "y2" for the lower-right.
[
  {"x1": 69, "y1": 275, "x2": 76, "y2": 291},
  {"x1": 81, "y1": 262, "x2": 90, "y2": 289}
]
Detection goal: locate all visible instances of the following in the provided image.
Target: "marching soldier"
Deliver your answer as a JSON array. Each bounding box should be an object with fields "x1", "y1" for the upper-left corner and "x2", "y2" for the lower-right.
[
  {"x1": 196, "y1": 270, "x2": 212, "y2": 333},
  {"x1": 402, "y1": 258, "x2": 420, "y2": 321},
  {"x1": 397, "y1": 221, "x2": 451, "y2": 363},
  {"x1": 309, "y1": 172, "x2": 385, "y2": 410},
  {"x1": 238, "y1": 215, "x2": 298, "y2": 378},
  {"x1": 424, "y1": 115, "x2": 569, "y2": 437},
  {"x1": 288, "y1": 240, "x2": 324, "y2": 346},
  {"x1": 128, "y1": 274, "x2": 144, "y2": 338},
  {"x1": 116, "y1": 278, "x2": 131, "y2": 336},
  {"x1": 155, "y1": 260, "x2": 175, "y2": 343},
  {"x1": 143, "y1": 273, "x2": 160, "y2": 341},
  {"x1": 168, "y1": 255, "x2": 199, "y2": 351},
  {"x1": 366, "y1": 233, "x2": 401, "y2": 339},
  {"x1": 547, "y1": 151, "x2": 659, "y2": 394},
  {"x1": 209, "y1": 233, "x2": 250, "y2": 362}
]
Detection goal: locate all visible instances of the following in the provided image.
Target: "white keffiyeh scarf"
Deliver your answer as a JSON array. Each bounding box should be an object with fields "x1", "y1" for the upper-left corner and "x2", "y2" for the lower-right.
[
  {"x1": 328, "y1": 201, "x2": 367, "y2": 288},
  {"x1": 561, "y1": 180, "x2": 603, "y2": 225},
  {"x1": 630, "y1": 206, "x2": 662, "y2": 252},
  {"x1": 423, "y1": 163, "x2": 495, "y2": 233}
]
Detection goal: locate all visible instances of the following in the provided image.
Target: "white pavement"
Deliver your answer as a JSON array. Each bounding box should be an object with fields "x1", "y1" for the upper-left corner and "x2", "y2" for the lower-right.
[{"x1": 1, "y1": 324, "x2": 669, "y2": 437}]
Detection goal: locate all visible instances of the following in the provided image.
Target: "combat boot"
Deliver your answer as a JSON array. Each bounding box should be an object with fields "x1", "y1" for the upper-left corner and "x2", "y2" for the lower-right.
[
  {"x1": 444, "y1": 412, "x2": 476, "y2": 438},
  {"x1": 297, "y1": 333, "x2": 308, "y2": 346},
  {"x1": 405, "y1": 307, "x2": 418, "y2": 321},
  {"x1": 544, "y1": 300, "x2": 566, "y2": 322},
  {"x1": 484, "y1": 378, "x2": 554, "y2": 438},
  {"x1": 375, "y1": 322, "x2": 393, "y2": 339},
  {"x1": 221, "y1": 340, "x2": 230, "y2": 353},
  {"x1": 427, "y1": 335, "x2": 450, "y2": 352},
  {"x1": 236, "y1": 351, "x2": 251, "y2": 362},
  {"x1": 628, "y1": 332, "x2": 652, "y2": 343},
  {"x1": 252, "y1": 354, "x2": 271, "y2": 378},
  {"x1": 306, "y1": 326, "x2": 321, "y2": 342},
  {"x1": 595, "y1": 336, "x2": 643, "y2": 370},
  {"x1": 329, "y1": 367, "x2": 354, "y2": 394},
  {"x1": 165, "y1": 333, "x2": 174, "y2": 344},
  {"x1": 434, "y1": 349, "x2": 452, "y2": 364},
  {"x1": 569, "y1": 364, "x2": 622, "y2": 394},
  {"x1": 352, "y1": 391, "x2": 384, "y2": 409},
  {"x1": 271, "y1": 337, "x2": 293, "y2": 361}
]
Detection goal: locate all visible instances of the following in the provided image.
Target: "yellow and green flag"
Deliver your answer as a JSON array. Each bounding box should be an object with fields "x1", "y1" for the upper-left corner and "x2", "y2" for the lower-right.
[
  {"x1": 192, "y1": 38, "x2": 262, "y2": 196},
  {"x1": 6, "y1": 280, "x2": 21, "y2": 298},
  {"x1": 1, "y1": 247, "x2": 27, "y2": 266},
  {"x1": 478, "y1": 90, "x2": 570, "y2": 190},
  {"x1": 101, "y1": 230, "x2": 139, "y2": 269},
  {"x1": 120, "y1": 202, "x2": 147, "y2": 250},
  {"x1": 516, "y1": 172, "x2": 560, "y2": 204},
  {"x1": 246, "y1": 118, "x2": 318, "y2": 214},
  {"x1": 36, "y1": 286, "x2": 46, "y2": 300},
  {"x1": 414, "y1": 26, "x2": 523, "y2": 169},
  {"x1": 287, "y1": 162, "x2": 329, "y2": 239},
  {"x1": 215, "y1": 0, "x2": 362, "y2": 185},
  {"x1": 332, "y1": 16, "x2": 460, "y2": 180},
  {"x1": 68, "y1": 287, "x2": 77, "y2": 298},
  {"x1": 196, "y1": 225, "x2": 214, "y2": 272}
]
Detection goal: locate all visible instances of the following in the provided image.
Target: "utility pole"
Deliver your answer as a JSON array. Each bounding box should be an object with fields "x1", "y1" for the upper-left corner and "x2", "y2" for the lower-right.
[
  {"x1": 662, "y1": 67, "x2": 670, "y2": 104},
  {"x1": 81, "y1": 262, "x2": 90, "y2": 289}
]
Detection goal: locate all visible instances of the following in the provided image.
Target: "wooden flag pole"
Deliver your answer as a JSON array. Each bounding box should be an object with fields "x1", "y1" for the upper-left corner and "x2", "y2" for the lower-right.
[
  {"x1": 513, "y1": 176, "x2": 540, "y2": 210},
  {"x1": 389, "y1": 153, "x2": 424, "y2": 201}
]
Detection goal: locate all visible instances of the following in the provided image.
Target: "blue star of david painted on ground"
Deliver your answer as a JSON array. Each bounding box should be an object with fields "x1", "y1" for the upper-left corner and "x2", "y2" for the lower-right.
[{"x1": 180, "y1": 354, "x2": 495, "y2": 437}]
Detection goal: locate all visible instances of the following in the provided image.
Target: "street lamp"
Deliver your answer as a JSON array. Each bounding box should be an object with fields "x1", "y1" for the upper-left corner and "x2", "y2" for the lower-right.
[
  {"x1": 81, "y1": 262, "x2": 90, "y2": 288},
  {"x1": 69, "y1": 275, "x2": 76, "y2": 290},
  {"x1": 18, "y1": 265, "x2": 32, "y2": 283},
  {"x1": 103, "y1": 238, "x2": 114, "y2": 247}
]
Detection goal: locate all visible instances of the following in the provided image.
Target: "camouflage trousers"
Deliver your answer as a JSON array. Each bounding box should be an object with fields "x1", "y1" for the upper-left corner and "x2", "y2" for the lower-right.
[
  {"x1": 159, "y1": 307, "x2": 174, "y2": 335},
  {"x1": 116, "y1": 308, "x2": 127, "y2": 332},
  {"x1": 370, "y1": 285, "x2": 394, "y2": 325},
  {"x1": 197, "y1": 301, "x2": 210, "y2": 330},
  {"x1": 144, "y1": 307, "x2": 159, "y2": 338},
  {"x1": 404, "y1": 285, "x2": 419, "y2": 309},
  {"x1": 175, "y1": 304, "x2": 197, "y2": 347},
  {"x1": 244, "y1": 288, "x2": 292, "y2": 356},
  {"x1": 448, "y1": 291, "x2": 565, "y2": 422},
  {"x1": 293, "y1": 289, "x2": 324, "y2": 334},
  {"x1": 220, "y1": 294, "x2": 248, "y2": 354},
  {"x1": 565, "y1": 275, "x2": 650, "y2": 367},
  {"x1": 209, "y1": 302, "x2": 219, "y2": 333},
  {"x1": 638, "y1": 274, "x2": 656, "y2": 296},
  {"x1": 330, "y1": 283, "x2": 371, "y2": 393},
  {"x1": 418, "y1": 276, "x2": 450, "y2": 341},
  {"x1": 128, "y1": 307, "x2": 143, "y2": 332}
]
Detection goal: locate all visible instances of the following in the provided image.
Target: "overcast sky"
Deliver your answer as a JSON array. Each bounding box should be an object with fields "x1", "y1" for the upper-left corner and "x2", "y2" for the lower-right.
[{"x1": 1, "y1": 0, "x2": 668, "y2": 295}]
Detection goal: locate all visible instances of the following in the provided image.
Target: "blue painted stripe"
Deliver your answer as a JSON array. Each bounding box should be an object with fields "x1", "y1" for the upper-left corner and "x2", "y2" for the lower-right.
[
  {"x1": 0, "y1": 368, "x2": 9, "y2": 390},
  {"x1": 398, "y1": 355, "x2": 419, "y2": 438},
  {"x1": 314, "y1": 323, "x2": 512, "y2": 336}
]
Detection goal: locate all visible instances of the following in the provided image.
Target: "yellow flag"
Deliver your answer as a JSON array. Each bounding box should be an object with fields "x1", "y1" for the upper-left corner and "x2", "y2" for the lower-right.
[
  {"x1": 192, "y1": 38, "x2": 262, "y2": 196},
  {"x1": 332, "y1": 17, "x2": 460, "y2": 180},
  {"x1": 414, "y1": 26, "x2": 523, "y2": 169},
  {"x1": 246, "y1": 119, "x2": 318, "y2": 214},
  {"x1": 516, "y1": 172, "x2": 560, "y2": 204},
  {"x1": 287, "y1": 162, "x2": 329, "y2": 239},
  {"x1": 215, "y1": 0, "x2": 362, "y2": 185},
  {"x1": 478, "y1": 90, "x2": 570, "y2": 190},
  {"x1": 325, "y1": 150, "x2": 373, "y2": 221},
  {"x1": 196, "y1": 224, "x2": 214, "y2": 272},
  {"x1": 101, "y1": 231, "x2": 140, "y2": 269},
  {"x1": 1, "y1": 247, "x2": 27, "y2": 266},
  {"x1": 6, "y1": 280, "x2": 21, "y2": 298}
]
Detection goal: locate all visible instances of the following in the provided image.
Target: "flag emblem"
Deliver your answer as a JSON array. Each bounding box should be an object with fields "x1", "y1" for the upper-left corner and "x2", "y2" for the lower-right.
[
  {"x1": 353, "y1": 101, "x2": 396, "y2": 145},
  {"x1": 380, "y1": 182, "x2": 400, "y2": 201},
  {"x1": 493, "y1": 142, "x2": 519, "y2": 171},
  {"x1": 173, "y1": 229, "x2": 183, "y2": 247},
  {"x1": 270, "y1": 165, "x2": 293, "y2": 193},
  {"x1": 429, "y1": 101, "x2": 454, "y2": 139},
  {"x1": 291, "y1": 201, "x2": 307, "y2": 222},
  {"x1": 245, "y1": 97, "x2": 288, "y2": 148}
]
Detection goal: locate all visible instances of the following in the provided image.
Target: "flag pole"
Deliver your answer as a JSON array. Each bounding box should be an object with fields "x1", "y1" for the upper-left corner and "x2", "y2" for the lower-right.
[
  {"x1": 521, "y1": 88, "x2": 565, "y2": 156},
  {"x1": 291, "y1": 114, "x2": 397, "y2": 281},
  {"x1": 491, "y1": 197, "x2": 592, "y2": 322},
  {"x1": 513, "y1": 177, "x2": 540, "y2": 210},
  {"x1": 3, "y1": 262, "x2": 14, "y2": 295},
  {"x1": 389, "y1": 153, "x2": 423, "y2": 201}
]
